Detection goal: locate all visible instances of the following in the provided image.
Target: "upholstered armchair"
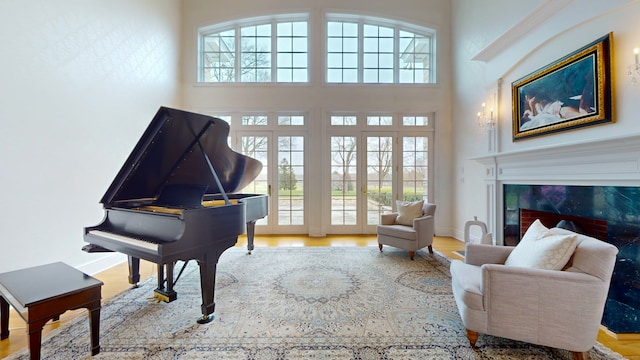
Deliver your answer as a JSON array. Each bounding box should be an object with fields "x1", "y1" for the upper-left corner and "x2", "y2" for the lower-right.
[
  {"x1": 450, "y1": 222, "x2": 618, "y2": 360},
  {"x1": 377, "y1": 201, "x2": 436, "y2": 260}
]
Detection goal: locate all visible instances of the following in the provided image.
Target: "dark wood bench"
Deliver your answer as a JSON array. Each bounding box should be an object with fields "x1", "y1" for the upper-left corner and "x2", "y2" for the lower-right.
[{"x1": 0, "y1": 262, "x2": 103, "y2": 359}]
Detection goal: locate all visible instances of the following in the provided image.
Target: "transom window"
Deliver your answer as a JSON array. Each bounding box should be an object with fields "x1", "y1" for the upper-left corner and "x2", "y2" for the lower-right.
[
  {"x1": 200, "y1": 16, "x2": 309, "y2": 83},
  {"x1": 329, "y1": 114, "x2": 432, "y2": 127},
  {"x1": 198, "y1": 14, "x2": 435, "y2": 84},
  {"x1": 326, "y1": 15, "x2": 434, "y2": 84}
]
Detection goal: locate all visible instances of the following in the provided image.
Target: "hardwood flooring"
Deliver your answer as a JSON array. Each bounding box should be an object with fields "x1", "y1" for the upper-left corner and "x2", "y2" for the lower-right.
[{"x1": 0, "y1": 235, "x2": 637, "y2": 359}]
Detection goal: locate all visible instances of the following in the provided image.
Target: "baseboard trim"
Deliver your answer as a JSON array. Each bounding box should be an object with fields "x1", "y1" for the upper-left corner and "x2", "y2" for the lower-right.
[{"x1": 600, "y1": 325, "x2": 640, "y2": 340}]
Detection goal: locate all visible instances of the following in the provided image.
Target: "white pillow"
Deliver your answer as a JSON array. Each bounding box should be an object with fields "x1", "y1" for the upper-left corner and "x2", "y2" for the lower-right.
[
  {"x1": 395, "y1": 200, "x2": 424, "y2": 226},
  {"x1": 505, "y1": 219, "x2": 578, "y2": 270}
]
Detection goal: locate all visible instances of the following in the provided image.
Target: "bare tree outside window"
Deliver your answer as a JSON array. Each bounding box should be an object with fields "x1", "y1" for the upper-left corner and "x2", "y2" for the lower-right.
[
  {"x1": 331, "y1": 136, "x2": 357, "y2": 192},
  {"x1": 201, "y1": 19, "x2": 308, "y2": 83},
  {"x1": 203, "y1": 29, "x2": 235, "y2": 82}
]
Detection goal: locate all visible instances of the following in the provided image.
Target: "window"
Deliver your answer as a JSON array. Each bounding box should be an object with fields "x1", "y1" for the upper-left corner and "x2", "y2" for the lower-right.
[
  {"x1": 327, "y1": 22, "x2": 358, "y2": 83},
  {"x1": 241, "y1": 24, "x2": 271, "y2": 82},
  {"x1": 278, "y1": 115, "x2": 305, "y2": 126},
  {"x1": 277, "y1": 22, "x2": 308, "y2": 82},
  {"x1": 199, "y1": 14, "x2": 435, "y2": 84},
  {"x1": 200, "y1": 16, "x2": 308, "y2": 83},
  {"x1": 242, "y1": 115, "x2": 268, "y2": 126},
  {"x1": 399, "y1": 31, "x2": 431, "y2": 83},
  {"x1": 367, "y1": 115, "x2": 392, "y2": 126},
  {"x1": 202, "y1": 29, "x2": 236, "y2": 82},
  {"x1": 402, "y1": 115, "x2": 429, "y2": 126},
  {"x1": 326, "y1": 16, "x2": 435, "y2": 84},
  {"x1": 363, "y1": 25, "x2": 394, "y2": 83},
  {"x1": 331, "y1": 115, "x2": 357, "y2": 126}
]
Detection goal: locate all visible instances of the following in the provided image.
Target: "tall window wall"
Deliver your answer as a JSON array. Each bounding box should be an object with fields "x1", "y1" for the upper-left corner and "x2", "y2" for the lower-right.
[{"x1": 197, "y1": 13, "x2": 437, "y2": 235}]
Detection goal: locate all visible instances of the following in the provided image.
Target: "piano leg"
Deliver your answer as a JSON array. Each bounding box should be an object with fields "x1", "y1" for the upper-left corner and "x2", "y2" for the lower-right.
[
  {"x1": 157, "y1": 263, "x2": 164, "y2": 290},
  {"x1": 153, "y1": 263, "x2": 177, "y2": 303},
  {"x1": 127, "y1": 256, "x2": 140, "y2": 287},
  {"x1": 195, "y1": 237, "x2": 237, "y2": 324},
  {"x1": 197, "y1": 258, "x2": 216, "y2": 324},
  {"x1": 246, "y1": 220, "x2": 256, "y2": 254}
]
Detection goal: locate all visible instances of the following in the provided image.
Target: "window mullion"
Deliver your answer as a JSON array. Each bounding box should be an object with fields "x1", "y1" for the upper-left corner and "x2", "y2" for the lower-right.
[
  {"x1": 272, "y1": 21, "x2": 277, "y2": 82},
  {"x1": 235, "y1": 25, "x2": 241, "y2": 82},
  {"x1": 394, "y1": 30, "x2": 399, "y2": 83},
  {"x1": 358, "y1": 21, "x2": 363, "y2": 83}
]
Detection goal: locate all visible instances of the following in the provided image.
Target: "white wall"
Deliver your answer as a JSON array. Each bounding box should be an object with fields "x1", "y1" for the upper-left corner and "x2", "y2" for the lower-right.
[
  {"x1": 179, "y1": 0, "x2": 454, "y2": 236},
  {"x1": 451, "y1": 0, "x2": 640, "y2": 241},
  {"x1": 0, "y1": 0, "x2": 182, "y2": 274}
]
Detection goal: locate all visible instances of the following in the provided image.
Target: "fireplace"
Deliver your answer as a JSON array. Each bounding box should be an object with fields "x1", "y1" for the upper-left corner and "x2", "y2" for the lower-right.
[{"x1": 503, "y1": 184, "x2": 640, "y2": 334}]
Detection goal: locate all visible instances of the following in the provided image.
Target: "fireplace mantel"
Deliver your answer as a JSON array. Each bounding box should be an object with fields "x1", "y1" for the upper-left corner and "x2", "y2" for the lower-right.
[
  {"x1": 470, "y1": 132, "x2": 640, "y2": 245},
  {"x1": 472, "y1": 132, "x2": 640, "y2": 184}
]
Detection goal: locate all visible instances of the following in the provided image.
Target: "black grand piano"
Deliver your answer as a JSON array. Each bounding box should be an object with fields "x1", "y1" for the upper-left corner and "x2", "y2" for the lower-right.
[{"x1": 83, "y1": 107, "x2": 268, "y2": 323}]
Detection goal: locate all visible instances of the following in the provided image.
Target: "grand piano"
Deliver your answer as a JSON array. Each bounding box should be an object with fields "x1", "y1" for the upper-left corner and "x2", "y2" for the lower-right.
[{"x1": 83, "y1": 107, "x2": 268, "y2": 323}]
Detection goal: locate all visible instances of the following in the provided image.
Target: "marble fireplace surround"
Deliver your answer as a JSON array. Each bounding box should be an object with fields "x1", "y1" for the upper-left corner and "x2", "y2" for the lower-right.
[{"x1": 473, "y1": 132, "x2": 640, "y2": 334}]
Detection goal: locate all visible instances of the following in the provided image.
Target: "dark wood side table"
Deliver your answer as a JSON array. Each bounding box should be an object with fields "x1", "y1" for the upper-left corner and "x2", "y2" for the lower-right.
[{"x1": 0, "y1": 262, "x2": 103, "y2": 359}]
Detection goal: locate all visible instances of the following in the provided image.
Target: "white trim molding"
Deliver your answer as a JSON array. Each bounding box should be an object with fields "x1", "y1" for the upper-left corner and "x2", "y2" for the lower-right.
[
  {"x1": 472, "y1": 132, "x2": 640, "y2": 243},
  {"x1": 471, "y1": 0, "x2": 573, "y2": 62}
]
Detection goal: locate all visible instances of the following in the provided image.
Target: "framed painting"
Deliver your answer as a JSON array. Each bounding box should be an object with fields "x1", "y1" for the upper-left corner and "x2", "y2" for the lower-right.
[{"x1": 512, "y1": 33, "x2": 613, "y2": 141}]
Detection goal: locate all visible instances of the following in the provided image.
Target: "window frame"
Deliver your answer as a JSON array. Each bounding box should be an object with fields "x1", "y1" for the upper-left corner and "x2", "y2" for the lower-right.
[
  {"x1": 198, "y1": 14, "x2": 310, "y2": 83},
  {"x1": 325, "y1": 13, "x2": 436, "y2": 84}
]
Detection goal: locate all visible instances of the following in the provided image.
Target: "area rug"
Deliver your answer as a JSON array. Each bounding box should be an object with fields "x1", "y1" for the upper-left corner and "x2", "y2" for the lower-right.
[{"x1": 8, "y1": 247, "x2": 624, "y2": 359}]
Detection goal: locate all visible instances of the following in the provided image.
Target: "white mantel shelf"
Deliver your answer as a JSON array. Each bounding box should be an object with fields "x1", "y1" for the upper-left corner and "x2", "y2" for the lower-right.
[
  {"x1": 469, "y1": 132, "x2": 640, "y2": 245},
  {"x1": 471, "y1": 133, "x2": 640, "y2": 184}
]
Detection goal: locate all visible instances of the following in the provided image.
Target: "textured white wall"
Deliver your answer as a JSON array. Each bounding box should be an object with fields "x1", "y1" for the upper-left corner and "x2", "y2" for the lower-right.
[
  {"x1": 451, "y1": 0, "x2": 640, "y2": 240},
  {"x1": 0, "y1": 0, "x2": 181, "y2": 273}
]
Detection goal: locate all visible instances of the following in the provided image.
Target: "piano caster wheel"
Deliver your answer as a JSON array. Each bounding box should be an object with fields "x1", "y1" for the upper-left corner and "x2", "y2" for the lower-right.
[{"x1": 197, "y1": 314, "x2": 214, "y2": 324}]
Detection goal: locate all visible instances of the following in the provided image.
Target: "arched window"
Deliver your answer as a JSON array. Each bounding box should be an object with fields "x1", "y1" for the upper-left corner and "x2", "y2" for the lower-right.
[
  {"x1": 198, "y1": 13, "x2": 436, "y2": 84},
  {"x1": 326, "y1": 14, "x2": 435, "y2": 84},
  {"x1": 199, "y1": 14, "x2": 309, "y2": 83}
]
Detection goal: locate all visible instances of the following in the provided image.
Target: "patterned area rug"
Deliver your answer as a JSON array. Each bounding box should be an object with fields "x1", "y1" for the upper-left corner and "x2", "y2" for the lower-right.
[{"x1": 8, "y1": 247, "x2": 624, "y2": 359}]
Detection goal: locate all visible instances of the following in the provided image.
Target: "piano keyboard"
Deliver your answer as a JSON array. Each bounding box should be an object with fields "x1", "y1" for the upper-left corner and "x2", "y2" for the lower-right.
[{"x1": 88, "y1": 230, "x2": 159, "y2": 252}]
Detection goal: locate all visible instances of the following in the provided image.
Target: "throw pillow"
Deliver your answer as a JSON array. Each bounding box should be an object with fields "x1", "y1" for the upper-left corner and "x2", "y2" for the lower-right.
[
  {"x1": 395, "y1": 200, "x2": 424, "y2": 226},
  {"x1": 505, "y1": 219, "x2": 578, "y2": 270}
]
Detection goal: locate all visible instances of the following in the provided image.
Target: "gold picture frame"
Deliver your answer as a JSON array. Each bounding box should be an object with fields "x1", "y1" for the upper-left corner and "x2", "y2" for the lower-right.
[{"x1": 512, "y1": 33, "x2": 613, "y2": 141}]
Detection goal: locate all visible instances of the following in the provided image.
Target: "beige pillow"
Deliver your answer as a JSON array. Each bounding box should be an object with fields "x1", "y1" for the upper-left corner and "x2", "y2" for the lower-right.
[
  {"x1": 395, "y1": 200, "x2": 424, "y2": 226},
  {"x1": 505, "y1": 219, "x2": 578, "y2": 270}
]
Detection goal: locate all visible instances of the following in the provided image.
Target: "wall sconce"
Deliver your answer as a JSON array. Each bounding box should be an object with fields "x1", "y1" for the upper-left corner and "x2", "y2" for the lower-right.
[
  {"x1": 629, "y1": 47, "x2": 639, "y2": 85},
  {"x1": 477, "y1": 102, "x2": 495, "y2": 129}
]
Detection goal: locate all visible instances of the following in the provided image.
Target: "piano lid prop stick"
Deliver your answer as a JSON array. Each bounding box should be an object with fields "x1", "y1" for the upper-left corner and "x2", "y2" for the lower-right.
[{"x1": 198, "y1": 141, "x2": 231, "y2": 206}]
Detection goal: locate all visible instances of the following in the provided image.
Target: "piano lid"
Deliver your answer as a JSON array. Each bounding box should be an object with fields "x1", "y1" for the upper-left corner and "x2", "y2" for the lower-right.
[{"x1": 101, "y1": 107, "x2": 262, "y2": 205}]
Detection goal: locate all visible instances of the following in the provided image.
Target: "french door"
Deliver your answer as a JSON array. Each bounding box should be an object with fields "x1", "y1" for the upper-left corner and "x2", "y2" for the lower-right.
[
  {"x1": 328, "y1": 132, "x2": 430, "y2": 234},
  {"x1": 236, "y1": 131, "x2": 307, "y2": 234}
]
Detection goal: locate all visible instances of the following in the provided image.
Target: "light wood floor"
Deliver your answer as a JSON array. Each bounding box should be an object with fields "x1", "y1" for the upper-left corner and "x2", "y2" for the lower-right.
[{"x1": 1, "y1": 235, "x2": 638, "y2": 359}]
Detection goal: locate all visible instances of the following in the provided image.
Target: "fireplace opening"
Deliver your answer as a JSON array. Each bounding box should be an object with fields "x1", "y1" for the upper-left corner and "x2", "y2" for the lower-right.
[{"x1": 519, "y1": 209, "x2": 608, "y2": 243}]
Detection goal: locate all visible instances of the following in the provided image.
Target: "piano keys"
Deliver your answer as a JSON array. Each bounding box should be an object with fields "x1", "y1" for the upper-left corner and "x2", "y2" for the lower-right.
[{"x1": 83, "y1": 107, "x2": 267, "y2": 323}]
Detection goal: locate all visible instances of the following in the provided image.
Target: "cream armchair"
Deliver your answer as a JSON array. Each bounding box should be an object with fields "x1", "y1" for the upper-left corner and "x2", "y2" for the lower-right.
[
  {"x1": 377, "y1": 201, "x2": 436, "y2": 260},
  {"x1": 450, "y1": 226, "x2": 618, "y2": 360}
]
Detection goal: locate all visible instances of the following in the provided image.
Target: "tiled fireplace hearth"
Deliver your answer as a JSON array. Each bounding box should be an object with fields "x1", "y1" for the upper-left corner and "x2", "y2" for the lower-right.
[{"x1": 473, "y1": 133, "x2": 640, "y2": 334}]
